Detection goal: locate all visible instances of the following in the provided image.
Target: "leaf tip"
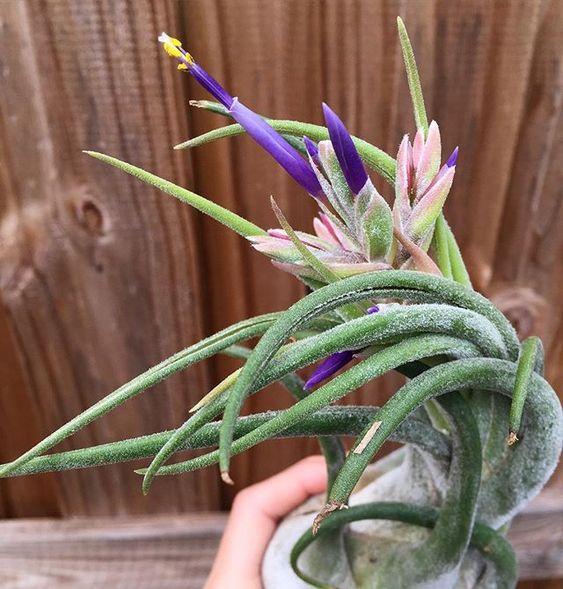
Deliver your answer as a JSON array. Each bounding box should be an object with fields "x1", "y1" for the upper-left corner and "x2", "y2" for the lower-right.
[
  {"x1": 221, "y1": 471, "x2": 234, "y2": 485},
  {"x1": 507, "y1": 432, "x2": 519, "y2": 446}
]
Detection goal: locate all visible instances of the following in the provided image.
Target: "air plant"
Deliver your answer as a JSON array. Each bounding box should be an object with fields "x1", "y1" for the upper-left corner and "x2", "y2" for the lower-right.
[{"x1": 1, "y1": 18, "x2": 560, "y2": 589}]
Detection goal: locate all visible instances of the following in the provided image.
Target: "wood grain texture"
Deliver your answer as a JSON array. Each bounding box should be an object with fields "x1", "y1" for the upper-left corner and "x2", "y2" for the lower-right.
[
  {"x1": 0, "y1": 0, "x2": 561, "y2": 534},
  {"x1": 0, "y1": 0, "x2": 218, "y2": 515},
  {"x1": 0, "y1": 491, "x2": 561, "y2": 587}
]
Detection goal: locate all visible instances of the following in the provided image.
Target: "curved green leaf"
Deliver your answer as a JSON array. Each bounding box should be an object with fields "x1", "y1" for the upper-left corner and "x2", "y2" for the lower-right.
[
  {"x1": 328, "y1": 358, "x2": 562, "y2": 528},
  {"x1": 508, "y1": 336, "x2": 542, "y2": 444},
  {"x1": 290, "y1": 502, "x2": 517, "y2": 589},
  {"x1": 139, "y1": 335, "x2": 476, "y2": 477},
  {"x1": 218, "y1": 270, "x2": 519, "y2": 476},
  {"x1": 0, "y1": 313, "x2": 281, "y2": 477}
]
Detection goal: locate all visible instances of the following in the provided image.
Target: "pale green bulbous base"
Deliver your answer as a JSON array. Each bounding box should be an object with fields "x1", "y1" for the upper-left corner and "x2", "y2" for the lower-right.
[{"x1": 262, "y1": 447, "x2": 488, "y2": 589}]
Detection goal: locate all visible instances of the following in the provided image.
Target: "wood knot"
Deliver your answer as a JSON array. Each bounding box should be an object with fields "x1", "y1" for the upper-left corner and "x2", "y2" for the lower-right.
[
  {"x1": 489, "y1": 286, "x2": 547, "y2": 340},
  {"x1": 73, "y1": 196, "x2": 106, "y2": 237}
]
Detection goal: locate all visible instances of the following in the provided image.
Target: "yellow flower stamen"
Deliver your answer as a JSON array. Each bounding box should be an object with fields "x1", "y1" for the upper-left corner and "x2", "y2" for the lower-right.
[{"x1": 158, "y1": 32, "x2": 194, "y2": 66}]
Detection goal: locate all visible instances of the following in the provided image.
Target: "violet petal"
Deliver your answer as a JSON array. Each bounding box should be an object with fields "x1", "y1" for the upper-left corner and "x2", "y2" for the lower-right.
[
  {"x1": 230, "y1": 100, "x2": 324, "y2": 198},
  {"x1": 445, "y1": 146, "x2": 459, "y2": 168},
  {"x1": 179, "y1": 52, "x2": 323, "y2": 198},
  {"x1": 322, "y1": 103, "x2": 368, "y2": 195},
  {"x1": 304, "y1": 350, "x2": 354, "y2": 390}
]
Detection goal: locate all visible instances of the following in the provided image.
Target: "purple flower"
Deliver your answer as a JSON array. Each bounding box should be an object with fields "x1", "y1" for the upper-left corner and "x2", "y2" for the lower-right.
[
  {"x1": 445, "y1": 146, "x2": 459, "y2": 168},
  {"x1": 304, "y1": 350, "x2": 355, "y2": 391},
  {"x1": 303, "y1": 136, "x2": 319, "y2": 159},
  {"x1": 230, "y1": 101, "x2": 324, "y2": 197},
  {"x1": 304, "y1": 305, "x2": 381, "y2": 390},
  {"x1": 322, "y1": 103, "x2": 368, "y2": 195},
  {"x1": 159, "y1": 33, "x2": 323, "y2": 199}
]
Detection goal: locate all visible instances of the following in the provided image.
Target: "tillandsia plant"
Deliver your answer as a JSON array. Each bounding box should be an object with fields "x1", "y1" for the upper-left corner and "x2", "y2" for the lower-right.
[{"x1": 1, "y1": 18, "x2": 561, "y2": 589}]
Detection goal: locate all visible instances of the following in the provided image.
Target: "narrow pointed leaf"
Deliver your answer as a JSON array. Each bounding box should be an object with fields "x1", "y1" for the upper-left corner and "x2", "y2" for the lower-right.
[
  {"x1": 397, "y1": 17, "x2": 429, "y2": 135},
  {"x1": 174, "y1": 119, "x2": 396, "y2": 185},
  {"x1": 508, "y1": 336, "x2": 542, "y2": 443},
  {"x1": 0, "y1": 312, "x2": 281, "y2": 477},
  {"x1": 84, "y1": 151, "x2": 265, "y2": 237}
]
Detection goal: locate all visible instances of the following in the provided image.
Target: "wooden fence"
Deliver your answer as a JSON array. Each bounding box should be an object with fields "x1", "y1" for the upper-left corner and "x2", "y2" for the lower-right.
[{"x1": 0, "y1": 0, "x2": 561, "y2": 533}]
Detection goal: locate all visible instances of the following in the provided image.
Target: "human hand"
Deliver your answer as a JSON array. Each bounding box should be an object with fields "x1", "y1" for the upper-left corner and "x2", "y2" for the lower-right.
[{"x1": 205, "y1": 455, "x2": 327, "y2": 589}]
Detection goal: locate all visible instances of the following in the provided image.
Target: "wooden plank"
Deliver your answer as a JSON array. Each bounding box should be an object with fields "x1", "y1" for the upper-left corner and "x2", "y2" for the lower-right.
[
  {"x1": 0, "y1": 512, "x2": 226, "y2": 589},
  {"x1": 0, "y1": 0, "x2": 219, "y2": 515},
  {"x1": 0, "y1": 491, "x2": 561, "y2": 587}
]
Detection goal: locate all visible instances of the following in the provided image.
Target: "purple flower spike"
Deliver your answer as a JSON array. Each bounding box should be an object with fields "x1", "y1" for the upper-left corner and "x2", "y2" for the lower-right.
[
  {"x1": 159, "y1": 33, "x2": 323, "y2": 199},
  {"x1": 230, "y1": 100, "x2": 324, "y2": 197},
  {"x1": 303, "y1": 136, "x2": 319, "y2": 158},
  {"x1": 303, "y1": 136, "x2": 322, "y2": 170},
  {"x1": 187, "y1": 64, "x2": 234, "y2": 109},
  {"x1": 446, "y1": 146, "x2": 459, "y2": 168},
  {"x1": 322, "y1": 102, "x2": 368, "y2": 195},
  {"x1": 304, "y1": 350, "x2": 355, "y2": 391},
  {"x1": 367, "y1": 305, "x2": 380, "y2": 314}
]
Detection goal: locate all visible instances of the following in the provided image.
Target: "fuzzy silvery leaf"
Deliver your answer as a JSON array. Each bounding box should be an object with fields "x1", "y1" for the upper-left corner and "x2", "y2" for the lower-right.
[
  {"x1": 413, "y1": 121, "x2": 442, "y2": 198},
  {"x1": 393, "y1": 134, "x2": 413, "y2": 231},
  {"x1": 407, "y1": 166, "x2": 455, "y2": 244},
  {"x1": 354, "y1": 180, "x2": 394, "y2": 260},
  {"x1": 317, "y1": 141, "x2": 355, "y2": 225}
]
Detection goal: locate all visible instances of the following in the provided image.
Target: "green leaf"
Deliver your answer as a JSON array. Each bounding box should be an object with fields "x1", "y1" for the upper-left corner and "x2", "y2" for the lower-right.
[
  {"x1": 139, "y1": 335, "x2": 477, "y2": 478},
  {"x1": 174, "y1": 119, "x2": 396, "y2": 185},
  {"x1": 431, "y1": 214, "x2": 453, "y2": 279},
  {"x1": 84, "y1": 151, "x2": 265, "y2": 237},
  {"x1": 0, "y1": 312, "x2": 281, "y2": 477},
  {"x1": 1, "y1": 406, "x2": 449, "y2": 477},
  {"x1": 327, "y1": 358, "x2": 561, "y2": 526},
  {"x1": 142, "y1": 343, "x2": 345, "y2": 493},
  {"x1": 144, "y1": 303, "x2": 491, "y2": 488},
  {"x1": 397, "y1": 17, "x2": 429, "y2": 136},
  {"x1": 216, "y1": 269, "x2": 520, "y2": 477},
  {"x1": 373, "y1": 394, "x2": 482, "y2": 584},
  {"x1": 444, "y1": 221, "x2": 472, "y2": 287},
  {"x1": 508, "y1": 336, "x2": 542, "y2": 443},
  {"x1": 290, "y1": 502, "x2": 517, "y2": 589}
]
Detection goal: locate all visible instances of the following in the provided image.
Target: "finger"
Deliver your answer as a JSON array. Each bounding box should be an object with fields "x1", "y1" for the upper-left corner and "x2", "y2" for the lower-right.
[
  {"x1": 241, "y1": 454, "x2": 327, "y2": 520},
  {"x1": 205, "y1": 455, "x2": 327, "y2": 588}
]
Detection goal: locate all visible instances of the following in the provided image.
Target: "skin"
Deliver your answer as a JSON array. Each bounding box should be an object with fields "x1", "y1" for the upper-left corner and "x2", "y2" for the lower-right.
[{"x1": 205, "y1": 456, "x2": 327, "y2": 589}]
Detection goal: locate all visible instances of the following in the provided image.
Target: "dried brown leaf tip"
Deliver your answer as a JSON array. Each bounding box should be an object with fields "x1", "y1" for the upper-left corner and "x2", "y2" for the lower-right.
[
  {"x1": 507, "y1": 432, "x2": 519, "y2": 446},
  {"x1": 312, "y1": 500, "x2": 347, "y2": 535}
]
